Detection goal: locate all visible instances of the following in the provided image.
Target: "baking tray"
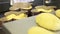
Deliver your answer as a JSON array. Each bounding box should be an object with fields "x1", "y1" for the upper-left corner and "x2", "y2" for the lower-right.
[
  {"x1": 3, "y1": 16, "x2": 60, "y2": 34},
  {"x1": 3, "y1": 16, "x2": 36, "y2": 34}
]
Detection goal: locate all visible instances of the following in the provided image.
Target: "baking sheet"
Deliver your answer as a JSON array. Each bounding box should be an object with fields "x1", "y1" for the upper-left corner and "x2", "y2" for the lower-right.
[{"x1": 3, "y1": 16, "x2": 37, "y2": 34}]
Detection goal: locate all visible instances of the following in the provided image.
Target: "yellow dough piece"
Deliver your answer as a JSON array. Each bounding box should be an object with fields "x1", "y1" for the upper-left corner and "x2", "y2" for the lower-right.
[
  {"x1": 9, "y1": 6, "x2": 19, "y2": 10},
  {"x1": 31, "y1": 9, "x2": 53, "y2": 13},
  {"x1": 28, "y1": 26, "x2": 55, "y2": 34},
  {"x1": 31, "y1": 9, "x2": 41, "y2": 12},
  {"x1": 35, "y1": 5, "x2": 47, "y2": 9},
  {"x1": 35, "y1": 6, "x2": 55, "y2": 13},
  {"x1": 35, "y1": 8, "x2": 53, "y2": 13},
  {"x1": 43, "y1": 9, "x2": 54, "y2": 13},
  {"x1": 36, "y1": 13, "x2": 60, "y2": 31},
  {"x1": 0, "y1": 17, "x2": 8, "y2": 22},
  {"x1": 9, "y1": 3, "x2": 32, "y2": 10},
  {"x1": 9, "y1": 3, "x2": 20, "y2": 10},
  {"x1": 20, "y1": 3, "x2": 32, "y2": 10},
  {"x1": 43, "y1": 6, "x2": 55, "y2": 13},
  {"x1": 35, "y1": 6, "x2": 47, "y2": 12},
  {"x1": 21, "y1": 6, "x2": 32, "y2": 10},
  {"x1": 14, "y1": 13, "x2": 27, "y2": 20},
  {"x1": 36, "y1": 9, "x2": 47, "y2": 12},
  {"x1": 55, "y1": 9, "x2": 60, "y2": 18},
  {"x1": 6, "y1": 14, "x2": 16, "y2": 21},
  {"x1": 4, "y1": 11, "x2": 17, "y2": 16}
]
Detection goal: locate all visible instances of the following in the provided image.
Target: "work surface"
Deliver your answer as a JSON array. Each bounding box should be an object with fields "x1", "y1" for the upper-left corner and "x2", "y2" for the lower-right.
[
  {"x1": 3, "y1": 16, "x2": 60, "y2": 34},
  {"x1": 3, "y1": 16, "x2": 36, "y2": 34},
  {"x1": 0, "y1": 29, "x2": 6, "y2": 34}
]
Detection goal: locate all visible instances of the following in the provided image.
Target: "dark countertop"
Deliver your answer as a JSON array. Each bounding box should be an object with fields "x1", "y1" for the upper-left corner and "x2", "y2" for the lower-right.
[{"x1": 0, "y1": 29, "x2": 6, "y2": 34}]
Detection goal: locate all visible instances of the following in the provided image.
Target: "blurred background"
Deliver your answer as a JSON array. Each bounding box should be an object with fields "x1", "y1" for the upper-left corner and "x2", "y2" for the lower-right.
[{"x1": 0, "y1": 0, "x2": 60, "y2": 12}]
